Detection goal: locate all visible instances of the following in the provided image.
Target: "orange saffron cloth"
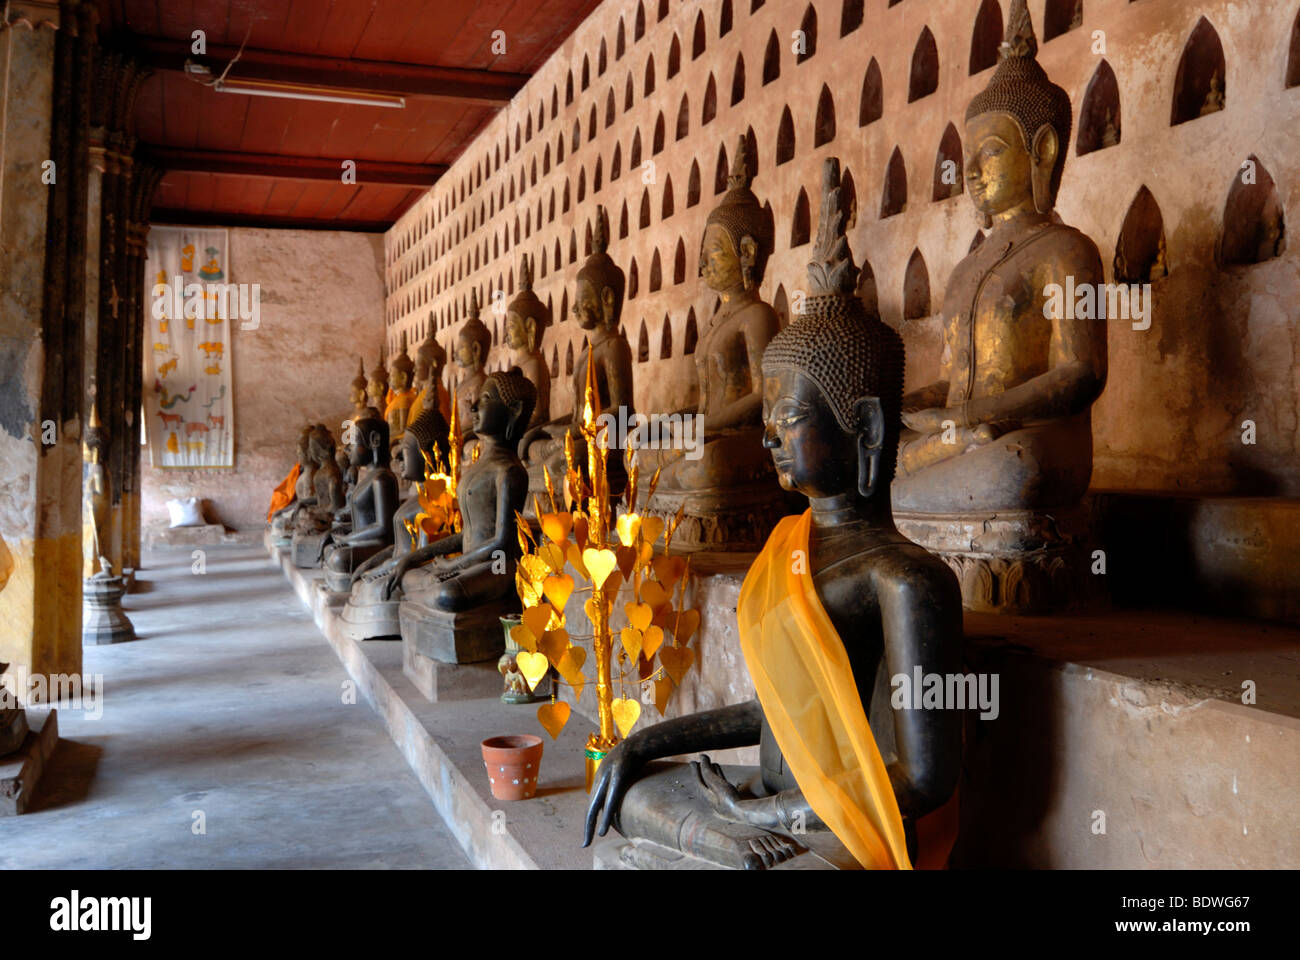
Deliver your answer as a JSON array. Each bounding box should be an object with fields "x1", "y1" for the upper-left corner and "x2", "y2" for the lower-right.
[
  {"x1": 266, "y1": 463, "x2": 300, "y2": 522},
  {"x1": 737, "y1": 509, "x2": 958, "y2": 870}
]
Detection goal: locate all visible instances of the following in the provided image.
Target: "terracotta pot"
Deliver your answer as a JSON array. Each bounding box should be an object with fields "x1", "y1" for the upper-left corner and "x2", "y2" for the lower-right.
[{"x1": 481, "y1": 734, "x2": 544, "y2": 801}]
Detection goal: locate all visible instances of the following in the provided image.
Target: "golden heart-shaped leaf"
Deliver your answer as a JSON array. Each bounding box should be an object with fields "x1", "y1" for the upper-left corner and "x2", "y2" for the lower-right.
[
  {"x1": 625, "y1": 601, "x2": 653, "y2": 632},
  {"x1": 654, "y1": 676, "x2": 674, "y2": 716},
  {"x1": 583, "y1": 597, "x2": 599, "y2": 624},
  {"x1": 574, "y1": 516, "x2": 590, "y2": 552},
  {"x1": 540, "y1": 511, "x2": 573, "y2": 544},
  {"x1": 641, "y1": 625, "x2": 665, "y2": 660},
  {"x1": 604, "y1": 570, "x2": 624, "y2": 597},
  {"x1": 558, "y1": 644, "x2": 587, "y2": 680},
  {"x1": 537, "y1": 700, "x2": 570, "y2": 739},
  {"x1": 540, "y1": 628, "x2": 570, "y2": 668},
  {"x1": 538, "y1": 542, "x2": 567, "y2": 574},
  {"x1": 670, "y1": 609, "x2": 701, "y2": 646},
  {"x1": 640, "y1": 579, "x2": 670, "y2": 611},
  {"x1": 615, "y1": 544, "x2": 637, "y2": 580},
  {"x1": 639, "y1": 516, "x2": 665, "y2": 547},
  {"x1": 637, "y1": 654, "x2": 655, "y2": 681},
  {"x1": 652, "y1": 555, "x2": 686, "y2": 591},
  {"x1": 582, "y1": 548, "x2": 618, "y2": 589},
  {"x1": 521, "y1": 603, "x2": 553, "y2": 644},
  {"x1": 615, "y1": 514, "x2": 641, "y2": 548},
  {"x1": 510, "y1": 623, "x2": 538, "y2": 653},
  {"x1": 518, "y1": 554, "x2": 549, "y2": 585},
  {"x1": 569, "y1": 671, "x2": 586, "y2": 702},
  {"x1": 611, "y1": 698, "x2": 642, "y2": 739},
  {"x1": 516, "y1": 651, "x2": 550, "y2": 691},
  {"x1": 516, "y1": 571, "x2": 542, "y2": 606},
  {"x1": 658, "y1": 645, "x2": 695, "y2": 685},
  {"x1": 566, "y1": 541, "x2": 589, "y2": 579},
  {"x1": 620, "y1": 626, "x2": 643, "y2": 662},
  {"x1": 543, "y1": 573, "x2": 575, "y2": 611},
  {"x1": 636, "y1": 542, "x2": 654, "y2": 570}
]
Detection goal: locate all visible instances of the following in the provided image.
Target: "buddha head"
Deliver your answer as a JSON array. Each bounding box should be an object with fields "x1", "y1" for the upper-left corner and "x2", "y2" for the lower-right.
[
  {"x1": 506, "y1": 254, "x2": 550, "y2": 353},
  {"x1": 761, "y1": 158, "x2": 904, "y2": 502},
  {"x1": 574, "y1": 206, "x2": 624, "y2": 332},
  {"x1": 415, "y1": 326, "x2": 447, "y2": 392},
  {"x1": 391, "y1": 340, "x2": 415, "y2": 393},
  {"x1": 456, "y1": 290, "x2": 492, "y2": 373},
  {"x1": 349, "y1": 407, "x2": 390, "y2": 468},
  {"x1": 963, "y1": 0, "x2": 1073, "y2": 227},
  {"x1": 472, "y1": 369, "x2": 538, "y2": 447},
  {"x1": 296, "y1": 424, "x2": 312, "y2": 468},
  {"x1": 366, "y1": 355, "x2": 389, "y2": 409},
  {"x1": 83, "y1": 401, "x2": 107, "y2": 465},
  {"x1": 308, "y1": 424, "x2": 337, "y2": 467},
  {"x1": 700, "y1": 136, "x2": 773, "y2": 294},
  {"x1": 349, "y1": 358, "x2": 367, "y2": 409},
  {"x1": 397, "y1": 405, "x2": 447, "y2": 484}
]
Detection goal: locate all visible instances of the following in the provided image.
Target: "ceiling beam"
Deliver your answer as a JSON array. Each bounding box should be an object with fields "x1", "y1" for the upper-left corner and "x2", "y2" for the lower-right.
[
  {"x1": 133, "y1": 35, "x2": 530, "y2": 106},
  {"x1": 141, "y1": 146, "x2": 445, "y2": 188},
  {"x1": 150, "y1": 208, "x2": 394, "y2": 233}
]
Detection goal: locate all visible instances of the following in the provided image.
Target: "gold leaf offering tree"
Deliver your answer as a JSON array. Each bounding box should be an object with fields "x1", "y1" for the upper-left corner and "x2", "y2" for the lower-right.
[
  {"x1": 404, "y1": 389, "x2": 464, "y2": 547},
  {"x1": 511, "y1": 357, "x2": 699, "y2": 789}
]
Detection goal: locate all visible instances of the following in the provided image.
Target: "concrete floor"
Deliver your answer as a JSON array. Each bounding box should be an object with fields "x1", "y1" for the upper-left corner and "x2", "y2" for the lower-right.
[{"x1": 0, "y1": 545, "x2": 469, "y2": 869}]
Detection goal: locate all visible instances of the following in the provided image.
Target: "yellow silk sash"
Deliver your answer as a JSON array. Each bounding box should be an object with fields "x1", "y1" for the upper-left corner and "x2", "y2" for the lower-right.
[
  {"x1": 267, "y1": 463, "x2": 300, "y2": 522},
  {"x1": 737, "y1": 509, "x2": 912, "y2": 869}
]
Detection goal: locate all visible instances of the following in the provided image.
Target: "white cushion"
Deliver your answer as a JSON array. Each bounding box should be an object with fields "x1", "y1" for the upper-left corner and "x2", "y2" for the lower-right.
[{"x1": 166, "y1": 497, "x2": 205, "y2": 528}]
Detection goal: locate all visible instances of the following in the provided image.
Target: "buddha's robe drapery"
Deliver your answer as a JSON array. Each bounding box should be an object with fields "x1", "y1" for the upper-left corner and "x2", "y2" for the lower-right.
[
  {"x1": 737, "y1": 510, "x2": 957, "y2": 869},
  {"x1": 267, "y1": 463, "x2": 300, "y2": 522}
]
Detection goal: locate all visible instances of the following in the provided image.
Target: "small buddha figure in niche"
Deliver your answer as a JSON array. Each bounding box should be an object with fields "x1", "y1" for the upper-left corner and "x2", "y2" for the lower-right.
[
  {"x1": 270, "y1": 425, "x2": 316, "y2": 543},
  {"x1": 503, "y1": 253, "x2": 551, "y2": 440},
  {"x1": 385, "y1": 338, "x2": 419, "y2": 447},
  {"x1": 408, "y1": 326, "x2": 451, "y2": 428},
  {"x1": 387, "y1": 370, "x2": 536, "y2": 611},
  {"x1": 453, "y1": 290, "x2": 492, "y2": 442},
  {"x1": 638, "y1": 137, "x2": 786, "y2": 545},
  {"x1": 342, "y1": 404, "x2": 452, "y2": 635},
  {"x1": 1201, "y1": 69, "x2": 1224, "y2": 117},
  {"x1": 585, "y1": 161, "x2": 962, "y2": 869},
  {"x1": 892, "y1": 0, "x2": 1106, "y2": 516},
  {"x1": 521, "y1": 205, "x2": 632, "y2": 494},
  {"x1": 82, "y1": 402, "x2": 112, "y2": 578},
  {"x1": 293, "y1": 424, "x2": 347, "y2": 537},
  {"x1": 320, "y1": 408, "x2": 400, "y2": 588}
]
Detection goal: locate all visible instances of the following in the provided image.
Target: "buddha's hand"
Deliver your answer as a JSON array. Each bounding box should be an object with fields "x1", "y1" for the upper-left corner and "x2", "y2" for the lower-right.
[
  {"x1": 900, "y1": 407, "x2": 952, "y2": 435},
  {"x1": 583, "y1": 737, "x2": 643, "y2": 847},
  {"x1": 382, "y1": 557, "x2": 411, "y2": 601},
  {"x1": 693, "y1": 755, "x2": 747, "y2": 824}
]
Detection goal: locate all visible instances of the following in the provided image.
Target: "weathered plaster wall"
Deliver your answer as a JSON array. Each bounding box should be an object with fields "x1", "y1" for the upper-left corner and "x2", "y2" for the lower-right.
[
  {"x1": 383, "y1": 0, "x2": 1300, "y2": 497},
  {"x1": 140, "y1": 227, "x2": 386, "y2": 534}
]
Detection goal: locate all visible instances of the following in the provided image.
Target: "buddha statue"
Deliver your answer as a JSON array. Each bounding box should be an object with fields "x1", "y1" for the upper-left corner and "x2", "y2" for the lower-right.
[
  {"x1": 504, "y1": 253, "x2": 551, "y2": 439},
  {"x1": 82, "y1": 403, "x2": 112, "y2": 578},
  {"x1": 270, "y1": 425, "x2": 316, "y2": 546},
  {"x1": 521, "y1": 205, "x2": 632, "y2": 500},
  {"x1": 891, "y1": 0, "x2": 1107, "y2": 614},
  {"x1": 291, "y1": 424, "x2": 347, "y2": 568},
  {"x1": 408, "y1": 326, "x2": 451, "y2": 428},
  {"x1": 320, "y1": 408, "x2": 400, "y2": 592},
  {"x1": 385, "y1": 337, "x2": 419, "y2": 448},
  {"x1": 585, "y1": 160, "x2": 963, "y2": 870},
  {"x1": 454, "y1": 290, "x2": 492, "y2": 439},
  {"x1": 339, "y1": 403, "x2": 452, "y2": 639},
  {"x1": 394, "y1": 370, "x2": 536, "y2": 663},
  {"x1": 337, "y1": 358, "x2": 368, "y2": 481},
  {"x1": 366, "y1": 353, "x2": 389, "y2": 415},
  {"x1": 639, "y1": 136, "x2": 798, "y2": 549}
]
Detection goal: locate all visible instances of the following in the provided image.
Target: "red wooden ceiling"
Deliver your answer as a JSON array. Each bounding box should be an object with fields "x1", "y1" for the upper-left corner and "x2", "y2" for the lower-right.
[{"x1": 100, "y1": 0, "x2": 601, "y2": 230}]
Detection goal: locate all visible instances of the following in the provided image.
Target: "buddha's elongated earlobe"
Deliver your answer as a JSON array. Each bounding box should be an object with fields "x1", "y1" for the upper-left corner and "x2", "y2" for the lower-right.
[
  {"x1": 854, "y1": 397, "x2": 885, "y2": 499},
  {"x1": 739, "y1": 235, "x2": 758, "y2": 291},
  {"x1": 1030, "y1": 125, "x2": 1059, "y2": 215}
]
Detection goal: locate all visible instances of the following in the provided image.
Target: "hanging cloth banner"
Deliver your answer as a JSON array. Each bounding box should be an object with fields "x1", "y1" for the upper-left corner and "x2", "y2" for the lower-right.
[{"x1": 143, "y1": 227, "x2": 235, "y2": 468}]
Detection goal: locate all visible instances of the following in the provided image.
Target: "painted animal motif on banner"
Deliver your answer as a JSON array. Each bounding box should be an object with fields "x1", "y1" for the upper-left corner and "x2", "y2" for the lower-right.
[
  {"x1": 203, "y1": 385, "x2": 227, "y2": 409},
  {"x1": 158, "y1": 357, "x2": 178, "y2": 378},
  {"x1": 204, "y1": 363, "x2": 222, "y2": 376},
  {"x1": 186, "y1": 440, "x2": 206, "y2": 454},
  {"x1": 198, "y1": 341, "x2": 224, "y2": 359},
  {"x1": 154, "y1": 380, "x2": 195, "y2": 408},
  {"x1": 206, "y1": 414, "x2": 224, "y2": 431},
  {"x1": 166, "y1": 432, "x2": 179, "y2": 454},
  {"x1": 156, "y1": 411, "x2": 183, "y2": 429},
  {"x1": 184, "y1": 422, "x2": 209, "y2": 437}
]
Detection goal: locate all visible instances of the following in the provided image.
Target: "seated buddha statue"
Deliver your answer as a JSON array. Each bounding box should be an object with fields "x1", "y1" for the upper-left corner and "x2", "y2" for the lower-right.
[
  {"x1": 639, "y1": 137, "x2": 796, "y2": 548},
  {"x1": 453, "y1": 290, "x2": 492, "y2": 446},
  {"x1": 520, "y1": 205, "x2": 632, "y2": 499},
  {"x1": 291, "y1": 424, "x2": 347, "y2": 568},
  {"x1": 385, "y1": 339, "x2": 419, "y2": 448},
  {"x1": 366, "y1": 353, "x2": 389, "y2": 417},
  {"x1": 337, "y1": 358, "x2": 368, "y2": 482},
  {"x1": 504, "y1": 252, "x2": 551, "y2": 441},
  {"x1": 340, "y1": 403, "x2": 452, "y2": 638},
  {"x1": 890, "y1": 0, "x2": 1107, "y2": 613},
  {"x1": 585, "y1": 161, "x2": 963, "y2": 870},
  {"x1": 407, "y1": 326, "x2": 451, "y2": 428},
  {"x1": 270, "y1": 425, "x2": 316, "y2": 546},
  {"x1": 320, "y1": 408, "x2": 400, "y2": 592},
  {"x1": 394, "y1": 371, "x2": 536, "y2": 663}
]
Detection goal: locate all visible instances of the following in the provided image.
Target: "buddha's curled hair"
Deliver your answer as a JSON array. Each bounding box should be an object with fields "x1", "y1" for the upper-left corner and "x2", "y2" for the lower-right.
[{"x1": 486, "y1": 368, "x2": 538, "y2": 444}]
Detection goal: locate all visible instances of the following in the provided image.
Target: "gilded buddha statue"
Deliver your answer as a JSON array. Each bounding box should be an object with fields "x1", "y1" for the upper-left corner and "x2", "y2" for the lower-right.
[
  {"x1": 366, "y1": 353, "x2": 389, "y2": 415},
  {"x1": 339, "y1": 403, "x2": 451, "y2": 639},
  {"x1": 640, "y1": 136, "x2": 798, "y2": 549},
  {"x1": 270, "y1": 425, "x2": 317, "y2": 546},
  {"x1": 585, "y1": 160, "x2": 963, "y2": 870},
  {"x1": 504, "y1": 253, "x2": 551, "y2": 439},
  {"x1": 521, "y1": 205, "x2": 633, "y2": 501},
  {"x1": 291, "y1": 424, "x2": 347, "y2": 568},
  {"x1": 385, "y1": 338, "x2": 419, "y2": 448},
  {"x1": 395, "y1": 370, "x2": 536, "y2": 663},
  {"x1": 408, "y1": 326, "x2": 450, "y2": 428},
  {"x1": 82, "y1": 403, "x2": 112, "y2": 578},
  {"x1": 320, "y1": 407, "x2": 401, "y2": 593},
  {"x1": 891, "y1": 0, "x2": 1107, "y2": 613},
  {"x1": 454, "y1": 290, "x2": 492, "y2": 440}
]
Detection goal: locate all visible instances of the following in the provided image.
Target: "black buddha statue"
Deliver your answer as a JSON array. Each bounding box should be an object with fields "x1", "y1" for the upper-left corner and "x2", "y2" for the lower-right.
[{"x1": 320, "y1": 407, "x2": 400, "y2": 592}]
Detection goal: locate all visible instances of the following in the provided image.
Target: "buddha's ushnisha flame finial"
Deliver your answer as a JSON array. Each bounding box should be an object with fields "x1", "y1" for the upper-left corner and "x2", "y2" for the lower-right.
[
  {"x1": 807, "y1": 157, "x2": 858, "y2": 298},
  {"x1": 469, "y1": 287, "x2": 481, "y2": 318},
  {"x1": 592, "y1": 204, "x2": 610, "y2": 256},
  {"x1": 519, "y1": 252, "x2": 534, "y2": 293},
  {"x1": 727, "y1": 133, "x2": 752, "y2": 192},
  {"x1": 88, "y1": 400, "x2": 102, "y2": 429},
  {"x1": 1002, "y1": 0, "x2": 1037, "y2": 60}
]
